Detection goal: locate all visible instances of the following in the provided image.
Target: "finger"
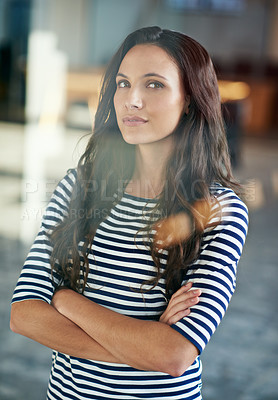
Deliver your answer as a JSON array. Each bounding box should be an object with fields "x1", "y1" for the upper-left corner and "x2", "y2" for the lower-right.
[
  {"x1": 169, "y1": 288, "x2": 201, "y2": 308},
  {"x1": 166, "y1": 294, "x2": 200, "y2": 317},
  {"x1": 170, "y1": 282, "x2": 193, "y2": 300},
  {"x1": 163, "y1": 292, "x2": 201, "y2": 319},
  {"x1": 160, "y1": 286, "x2": 201, "y2": 324},
  {"x1": 160, "y1": 292, "x2": 200, "y2": 324},
  {"x1": 169, "y1": 309, "x2": 191, "y2": 325},
  {"x1": 178, "y1": 289, "x2": 202, "y2": 303},
  {"x1": 163, "y1": 309, "x2": 191, "y2": 326}
]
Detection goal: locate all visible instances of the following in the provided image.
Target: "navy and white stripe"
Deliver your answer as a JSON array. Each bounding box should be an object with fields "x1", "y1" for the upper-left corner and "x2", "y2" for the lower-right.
[{"x1": 12, "y1": 170, "x2": 248, "y2": 399}]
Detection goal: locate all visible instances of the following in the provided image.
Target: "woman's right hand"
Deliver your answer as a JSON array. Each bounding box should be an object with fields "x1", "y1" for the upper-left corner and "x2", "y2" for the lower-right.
[{"x1": 159, "y1": 282, "x2": 201, "y2": 326}]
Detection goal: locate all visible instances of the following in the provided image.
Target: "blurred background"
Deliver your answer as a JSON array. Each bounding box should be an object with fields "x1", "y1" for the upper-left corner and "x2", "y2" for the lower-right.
[{"x1": 0, "y1": 0, "x2": 277, "y2": 399}]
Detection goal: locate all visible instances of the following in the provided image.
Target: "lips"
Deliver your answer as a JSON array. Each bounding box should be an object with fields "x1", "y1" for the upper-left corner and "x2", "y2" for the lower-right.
[{"x1": 122, "y1": 116, "x2": 147, "y2": 127}]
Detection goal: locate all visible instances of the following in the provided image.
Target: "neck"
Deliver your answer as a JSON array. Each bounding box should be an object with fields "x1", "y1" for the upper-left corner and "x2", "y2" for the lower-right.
[{"x1": 126, "y1": 138, "x2": 173, "y2": 198}]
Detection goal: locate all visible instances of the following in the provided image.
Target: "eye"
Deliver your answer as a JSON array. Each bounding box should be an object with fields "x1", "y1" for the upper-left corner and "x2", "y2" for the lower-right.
[
  {"x1": 147, "y1": 81, "x2": 164, "y2": 89},
  {"x1": 117, "y1": 80, "x2": 130, "y2": 88}
]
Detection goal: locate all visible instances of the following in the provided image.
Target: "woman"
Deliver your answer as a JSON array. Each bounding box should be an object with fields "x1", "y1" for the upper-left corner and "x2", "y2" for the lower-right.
[{"x1": 10, "y1": 26, "x2": 248, "y2": 399}]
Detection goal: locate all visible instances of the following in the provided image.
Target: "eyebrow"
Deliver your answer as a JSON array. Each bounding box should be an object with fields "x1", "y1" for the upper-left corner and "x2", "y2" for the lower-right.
[{"x1": 116, "y1": 72, "x2": 168, "y2": 81}]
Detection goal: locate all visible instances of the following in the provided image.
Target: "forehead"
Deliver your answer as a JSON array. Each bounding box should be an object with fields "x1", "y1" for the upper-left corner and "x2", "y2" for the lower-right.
[{"x1": 118, "y1": 44, "x2": 180, "y2": 77}]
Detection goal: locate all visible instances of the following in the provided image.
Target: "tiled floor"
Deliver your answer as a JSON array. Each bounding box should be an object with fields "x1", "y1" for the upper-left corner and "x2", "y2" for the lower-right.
[{"x1": 1, "y1": 122, "x2": 278, "y2": 399}]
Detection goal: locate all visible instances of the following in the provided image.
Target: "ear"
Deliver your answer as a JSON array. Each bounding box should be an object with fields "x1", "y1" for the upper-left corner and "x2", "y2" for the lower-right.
[{"x1": 184, "y1": 95, "x2": 191, "y2": 115}]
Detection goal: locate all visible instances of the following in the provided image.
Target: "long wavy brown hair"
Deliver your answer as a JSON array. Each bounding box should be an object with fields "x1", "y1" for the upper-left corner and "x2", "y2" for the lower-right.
[{"x1": 50, "y1": 26, "x2": 238, "y2": 299}]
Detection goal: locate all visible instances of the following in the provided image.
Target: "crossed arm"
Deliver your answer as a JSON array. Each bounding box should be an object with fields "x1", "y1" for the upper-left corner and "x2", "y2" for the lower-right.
[{"x1": 10, "y1": 283, "x2": 200, "y2": 377}]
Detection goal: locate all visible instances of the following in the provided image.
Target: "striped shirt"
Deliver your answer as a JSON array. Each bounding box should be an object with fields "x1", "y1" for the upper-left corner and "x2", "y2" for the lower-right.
[{"x1": 12, "y1": 170, "x2": 248, "y2": 399}]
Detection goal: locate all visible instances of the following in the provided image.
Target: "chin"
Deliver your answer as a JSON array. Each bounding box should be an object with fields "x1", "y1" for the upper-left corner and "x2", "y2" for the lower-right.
[
  {"x1": 121, "y1": 132, "x2": 144, "y2": 145},
  {"x1": 123, "y1": 136, "x2": 153, "y2": 146},
  {"x1": 122, "y1": 138, "x2": 143, "y2": 145}
]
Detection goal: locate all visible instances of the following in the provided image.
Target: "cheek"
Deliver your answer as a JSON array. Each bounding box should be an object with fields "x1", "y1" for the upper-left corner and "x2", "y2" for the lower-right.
[
  {"x1": 169, "y1": 94, "x2": 186, "y2": 122},
  {"x1": 152, "y1": 95, "x2": 185, "y2": 124},
  {"x1": 152, "y1": 91, "x2": 184, "y2": 111}
]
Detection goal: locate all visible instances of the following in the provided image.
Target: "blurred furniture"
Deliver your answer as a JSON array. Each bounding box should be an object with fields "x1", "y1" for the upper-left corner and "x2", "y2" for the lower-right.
[{"x1": 242, "y1": 80, "x2": 277, "y2": 135}]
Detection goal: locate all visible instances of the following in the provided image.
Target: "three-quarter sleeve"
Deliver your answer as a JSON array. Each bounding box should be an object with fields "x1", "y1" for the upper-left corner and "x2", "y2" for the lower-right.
[
  {"x1": 171, "y1": 186, "x2": 248, "y2": 354},
  {"x1": 12, "y1": 170, "x2": 77, "y2": 304}
]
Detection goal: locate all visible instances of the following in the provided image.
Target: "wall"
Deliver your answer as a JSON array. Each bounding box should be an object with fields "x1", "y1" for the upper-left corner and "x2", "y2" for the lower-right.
[
  {"x1": 86, "y1": 0, "x2": 144, "y2": 65},
  {"x1": 28, "y1": 0, "x2": 277, "y2": 68},
  {"x1": 84, "y1": 0, "x2": 273, "y2": 66},
  {"x1": 158, "y1": 0, "x2": 269, "y2": 62},
  {"x1": 30, "y1": 0, "x2": 90, "y2": 68}
]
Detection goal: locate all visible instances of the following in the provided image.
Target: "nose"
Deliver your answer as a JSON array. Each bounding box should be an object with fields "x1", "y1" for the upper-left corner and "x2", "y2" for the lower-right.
[{"x1": 125, "y1": 87, "x2": 143, "y2": 110}]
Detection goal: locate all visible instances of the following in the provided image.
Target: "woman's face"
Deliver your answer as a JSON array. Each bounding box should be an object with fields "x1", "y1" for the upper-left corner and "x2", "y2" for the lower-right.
[{"x1": 113, "y1": 44, "x2": 188, "y2": 146}]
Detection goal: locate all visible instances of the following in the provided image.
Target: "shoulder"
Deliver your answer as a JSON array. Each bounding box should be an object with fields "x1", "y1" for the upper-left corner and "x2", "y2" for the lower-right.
[
  {"x1": 50, "y1": 169, "x2": 78, "y2": 204},
  {"x1": 208, "y1": 183, "x2": 248, "y2": 236},
  {"x1": 42, "y1": 169, "x2": 78, "y2": 231},
  {"x1": 56, "y1": 168, "x2": 78, "y2": 197},
  {"x1": 210, "y1": 183, "x2": 248, "y2": 215}
]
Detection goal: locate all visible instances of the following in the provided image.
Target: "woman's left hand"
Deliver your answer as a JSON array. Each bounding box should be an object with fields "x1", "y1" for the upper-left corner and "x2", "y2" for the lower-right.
[{"x1": 159, "y1": 282, "x2": 201, "y2": 326}]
